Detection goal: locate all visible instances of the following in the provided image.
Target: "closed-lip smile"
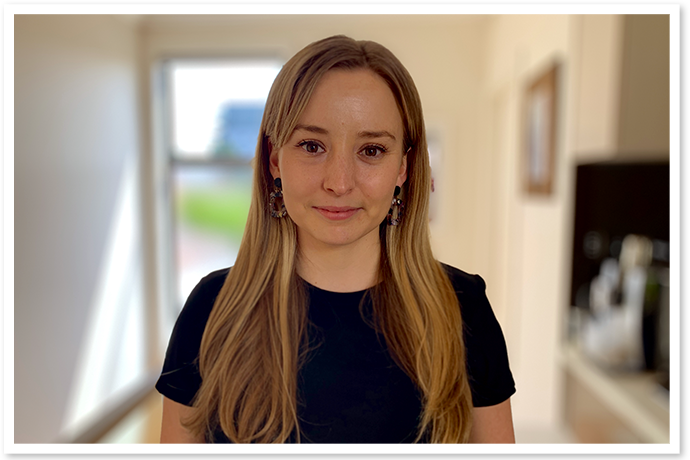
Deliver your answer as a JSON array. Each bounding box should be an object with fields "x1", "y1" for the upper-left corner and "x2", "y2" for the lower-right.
[{"x1": 314, "y1": 206, "x2": 360, "y2": 221}]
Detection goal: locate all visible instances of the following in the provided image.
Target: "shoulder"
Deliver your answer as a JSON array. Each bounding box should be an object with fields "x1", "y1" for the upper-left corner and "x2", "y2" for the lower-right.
[
  {"x1": 186, "y1": 267, "x2": 231, "y2": 313},
  {"x1": 194, "y1": 267, "x2": 231, "y2": 299},
  {"x1": 438, "y1": 261, "x2": 496, "y2": 328},
  {"x1": 439, "y1": 263, "x2": 490, "y2": 322},
  {"x1": 438, "y1": 262, "x2": 496, "y2": 336},
  {"x1": 440, "y1": 263, "x2": 487, "y2": 297},
  {"x1": 174, "y1": 267, "x2": 231, "y2": 336}
]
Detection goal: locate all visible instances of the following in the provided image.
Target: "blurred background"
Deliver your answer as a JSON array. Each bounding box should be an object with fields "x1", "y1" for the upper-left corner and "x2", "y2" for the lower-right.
[{"x1": 13, "y1": 14, "x2": 671, "y2": 444}]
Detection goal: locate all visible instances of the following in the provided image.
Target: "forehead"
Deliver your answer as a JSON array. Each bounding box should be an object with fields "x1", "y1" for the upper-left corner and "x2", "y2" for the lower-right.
[{"x1": 296, "y1": 68, "x2": 403, "y2": 134}]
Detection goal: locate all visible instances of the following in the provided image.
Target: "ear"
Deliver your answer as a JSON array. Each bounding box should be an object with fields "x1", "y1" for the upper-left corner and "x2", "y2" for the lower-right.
[
  {"x1": 396, "y1": 152, "x2": 408, "y2": 187},
  {"x1": 268, "y1": 140, "x2": 280, "y2": 179}
]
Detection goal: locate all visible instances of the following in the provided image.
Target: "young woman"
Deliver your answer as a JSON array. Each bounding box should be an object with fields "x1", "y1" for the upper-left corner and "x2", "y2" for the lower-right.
[{"x1": 157, "y1": 35, "x2": 515, "y2": 444}]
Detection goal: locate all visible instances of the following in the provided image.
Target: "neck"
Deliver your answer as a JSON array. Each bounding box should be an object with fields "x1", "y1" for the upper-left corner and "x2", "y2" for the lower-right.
[{"x1": 296, "y1": 232, "x2": 381, "y2": 293}]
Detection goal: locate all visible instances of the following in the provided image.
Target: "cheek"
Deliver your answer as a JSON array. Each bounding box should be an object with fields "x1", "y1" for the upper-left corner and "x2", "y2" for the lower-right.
[
  {"x1": 361, "y1": 170, "x2": 399, "y2": 208},
  {"x1": 279, "y1": 164, "x2": 316, "y2": 209},
  {"x1": 280, "y1": 181, "x2": 301, "y2": 212},
  {"x1": 282, "y1": 189, "x2": 303, "y2": 215}
]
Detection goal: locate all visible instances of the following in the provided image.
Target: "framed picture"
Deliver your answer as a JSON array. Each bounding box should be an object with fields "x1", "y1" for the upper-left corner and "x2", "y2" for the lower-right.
[{"x1": 523, "y1": 63, "x2": 559, "y2": 195}]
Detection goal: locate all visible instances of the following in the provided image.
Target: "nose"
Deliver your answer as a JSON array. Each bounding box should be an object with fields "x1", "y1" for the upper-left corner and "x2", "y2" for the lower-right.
[{"x1": 323, "y1": 147, "x2": 355, "y2": 196}]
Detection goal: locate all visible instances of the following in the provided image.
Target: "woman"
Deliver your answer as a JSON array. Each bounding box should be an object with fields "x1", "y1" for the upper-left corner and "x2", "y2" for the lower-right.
[{"x1": 157, "y1": 35, "x2": 515, "y2": 444}]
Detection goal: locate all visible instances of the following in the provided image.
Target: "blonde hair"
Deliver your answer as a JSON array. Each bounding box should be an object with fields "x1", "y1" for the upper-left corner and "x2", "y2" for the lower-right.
[{"x1": 184, "y1": 35, "x2": 473, "y2": 443}]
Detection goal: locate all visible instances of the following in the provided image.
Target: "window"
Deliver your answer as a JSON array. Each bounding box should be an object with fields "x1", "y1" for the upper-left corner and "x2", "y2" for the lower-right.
[{"x1": 164, "y1": 59, "x2": 282, "y2": 307}]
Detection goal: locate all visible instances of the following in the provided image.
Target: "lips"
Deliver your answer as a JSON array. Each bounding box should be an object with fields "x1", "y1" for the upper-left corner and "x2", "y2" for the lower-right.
[{"x1": 314, "y1": 206, "x2": 360, "y2": 221}]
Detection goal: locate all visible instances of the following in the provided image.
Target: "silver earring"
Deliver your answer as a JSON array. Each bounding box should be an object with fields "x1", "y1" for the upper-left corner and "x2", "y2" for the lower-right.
[
  {"x1": 269, "y1": 177, "x2": 287, "y2": 218},
  {"x1": 387, "y1": 185, "x2": 404, "y2": 226}
]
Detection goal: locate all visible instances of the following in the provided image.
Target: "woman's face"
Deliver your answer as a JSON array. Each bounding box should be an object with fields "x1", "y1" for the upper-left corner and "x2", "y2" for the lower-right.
[{"x1": 269, "y1": 68, "x2": 407, "y2": 251}]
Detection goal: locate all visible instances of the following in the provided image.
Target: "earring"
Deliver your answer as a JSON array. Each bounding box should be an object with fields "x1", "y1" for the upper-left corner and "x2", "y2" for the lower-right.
[
  {"x1": 387, "y1": 185, "x2": 404, "y2": 226},
  {"x1": 269, "y1": 177, "x2": 287, "y2": 218}
]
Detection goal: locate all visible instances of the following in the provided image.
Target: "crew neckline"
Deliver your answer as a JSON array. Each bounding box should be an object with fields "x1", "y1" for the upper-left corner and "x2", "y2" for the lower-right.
[{"x1": 300, "y1": 277, "x2": 375, "y2": 296}]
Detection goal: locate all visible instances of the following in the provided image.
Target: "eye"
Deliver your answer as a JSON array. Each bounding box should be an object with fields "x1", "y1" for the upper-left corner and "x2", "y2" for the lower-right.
[
  {"x1": 297, "y1": 140, "x2": 325, "y2": 155},
  {"x1": 360, "y1": 144, "x2": 387, "y2": 158}
]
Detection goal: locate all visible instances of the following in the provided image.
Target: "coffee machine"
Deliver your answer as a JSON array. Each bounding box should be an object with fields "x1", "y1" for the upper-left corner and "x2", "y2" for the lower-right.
[{"x1": 569, "y1": 161, "x2": 669, "y2": 388}]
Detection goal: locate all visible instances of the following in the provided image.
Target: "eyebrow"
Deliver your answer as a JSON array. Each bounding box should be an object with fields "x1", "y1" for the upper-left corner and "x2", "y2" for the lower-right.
[
  {"x1": 358, "y1": 130, "x2": 397, "y2": 142},
  {"x1": 293, "y1": 124, "x2": 397, "y2": 142},
  {"x1": 293, "y1": 124, "x2": 329, "y2": 135}
]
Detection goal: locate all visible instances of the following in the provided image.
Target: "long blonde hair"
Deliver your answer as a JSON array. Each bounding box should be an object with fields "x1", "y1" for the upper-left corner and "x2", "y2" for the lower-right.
[{"x1": 184, "y1": 35, "x2": 473, "y2": 443}]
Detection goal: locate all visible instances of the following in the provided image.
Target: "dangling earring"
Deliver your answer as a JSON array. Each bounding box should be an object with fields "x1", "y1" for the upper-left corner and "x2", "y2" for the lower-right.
[
  {"x1": 269, "y1": 177, "x2": 287, "y2": 218},
  {"x1": 387, "y1": 185, "x2": 404, "y2": 226}
]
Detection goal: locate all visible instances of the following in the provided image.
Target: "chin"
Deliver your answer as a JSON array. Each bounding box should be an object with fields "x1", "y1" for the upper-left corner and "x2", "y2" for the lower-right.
[
  {"x1": 303, "y1": 223, "x2": 380, "y2": 249},
  {"x1": 317, "y1": 232, "x2": 363, "y2": 247}
]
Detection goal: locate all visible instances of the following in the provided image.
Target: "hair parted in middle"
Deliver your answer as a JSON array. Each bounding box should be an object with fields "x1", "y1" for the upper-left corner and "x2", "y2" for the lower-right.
[{"x1": 183, "y1": 35, "x2": 473, "y2": 443}]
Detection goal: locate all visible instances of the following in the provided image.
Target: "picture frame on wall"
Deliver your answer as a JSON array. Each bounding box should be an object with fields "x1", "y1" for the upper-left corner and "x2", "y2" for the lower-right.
[{"x1": 524, "y1": 63, "x2": 559, "y2": 195}]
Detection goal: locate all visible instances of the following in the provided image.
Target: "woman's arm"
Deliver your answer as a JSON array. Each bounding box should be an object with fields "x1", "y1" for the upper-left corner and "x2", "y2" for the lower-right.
[
  {"x1": 160, "y1": 397, "x2": 205, "y2": 443},
  {"x1": 468, "y1": 398, "x2": 516, "y2": 443}
]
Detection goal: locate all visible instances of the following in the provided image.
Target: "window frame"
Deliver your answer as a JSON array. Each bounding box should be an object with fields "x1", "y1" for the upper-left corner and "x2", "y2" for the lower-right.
[{"x1": 153, "y1": 54, "x2": 285, "y2": 333}]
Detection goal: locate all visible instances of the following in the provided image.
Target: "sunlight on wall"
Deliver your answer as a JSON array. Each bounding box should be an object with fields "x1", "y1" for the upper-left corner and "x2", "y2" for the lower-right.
[{"x1": 59, "y1": 155, "x2": 146, "y2": 441}]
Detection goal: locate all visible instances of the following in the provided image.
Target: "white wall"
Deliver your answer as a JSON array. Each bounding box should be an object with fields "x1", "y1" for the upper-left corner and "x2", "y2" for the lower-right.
[
  {"x1": 477, "y1": 15, "x2": 576, "y2": 429},
  {"x1": 14, "y1": 15, "x2": 146, "y2": 442}
]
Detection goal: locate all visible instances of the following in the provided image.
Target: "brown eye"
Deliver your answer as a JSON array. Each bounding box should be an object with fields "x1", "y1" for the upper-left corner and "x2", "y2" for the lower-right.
[
  {"x1": 298, "y1": 141, "x2": 324, "y2": 155},
  {"x1": 361, "y1": 145, "x2": 386, "y2": 158}
]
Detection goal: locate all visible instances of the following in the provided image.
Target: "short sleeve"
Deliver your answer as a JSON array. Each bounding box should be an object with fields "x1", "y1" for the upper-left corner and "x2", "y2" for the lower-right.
[
  {"x1": 442, "y1": 264, "x2": 516, "y2": 407},
  {"x1": 155, "y1": 268, "x2": 229, "y2": 406}
]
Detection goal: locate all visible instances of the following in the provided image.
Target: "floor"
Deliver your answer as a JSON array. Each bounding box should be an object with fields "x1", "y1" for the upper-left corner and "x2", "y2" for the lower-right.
[
  {"x1": 514, "y1": 423, "x2": 577, "y2": 443},
  {"x1": 98, "y1": 390, "x2": 162, "y2": 443}
]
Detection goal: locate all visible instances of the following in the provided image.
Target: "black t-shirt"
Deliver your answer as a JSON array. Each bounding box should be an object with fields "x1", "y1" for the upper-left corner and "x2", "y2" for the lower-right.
[{"x1": 155, "y1": 263, "x2": 515, "y2": 443}]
